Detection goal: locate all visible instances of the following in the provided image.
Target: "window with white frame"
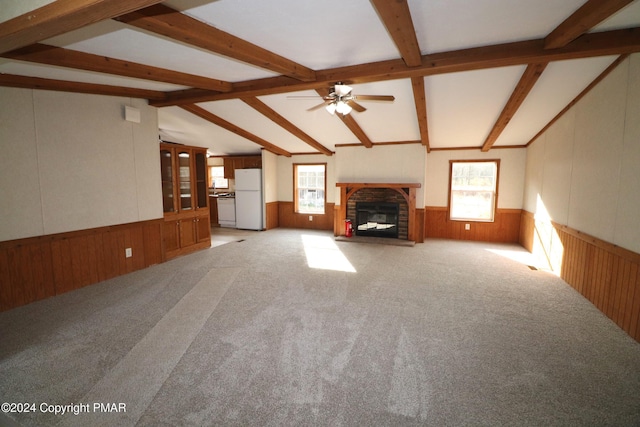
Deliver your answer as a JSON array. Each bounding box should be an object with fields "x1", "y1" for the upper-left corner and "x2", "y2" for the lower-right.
[
  {"x1": 294, "y1": 164, "x2": 326, "y2": 214},
  {"x1": 449, "y1": 160, "x2": 499, "y2": 222},
  {"x1": 208, "y1": 166, "x2": 228, "y2": 189}
]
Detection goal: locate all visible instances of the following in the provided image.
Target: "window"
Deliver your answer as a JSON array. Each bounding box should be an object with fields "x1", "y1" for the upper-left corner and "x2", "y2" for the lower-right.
[
  {"x1": 294, "y1": 164, "x2": 326, "y2": 214},
  {"x1": 449, "y1": 160, "x2": 499, "y2": 222},
  {"x1": 208, "y1": 166, "x2": 228, "y2": 189}
]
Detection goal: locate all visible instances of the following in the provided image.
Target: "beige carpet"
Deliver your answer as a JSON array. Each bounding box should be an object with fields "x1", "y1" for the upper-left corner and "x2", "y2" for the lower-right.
[{"x1": 1, "y1": 229, "x2": 639, "y2": 426}]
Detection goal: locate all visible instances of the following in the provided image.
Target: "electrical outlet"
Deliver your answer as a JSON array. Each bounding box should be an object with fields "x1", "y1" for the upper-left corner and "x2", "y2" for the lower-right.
[
  {"x1": 465, "y1": 224, "x2": 470, "y2": 231},
  {"x1": 309, "y1": 215, "x2": 313, "y2": 221},
  {"x1": 125, "y1": 248, "x2": 132, "y2": 258}
]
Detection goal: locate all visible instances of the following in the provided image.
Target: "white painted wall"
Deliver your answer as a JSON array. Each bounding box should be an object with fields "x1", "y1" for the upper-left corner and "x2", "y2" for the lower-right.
[
  {"x1": 0, "y1": 88, "x2": 162, "y2": 241},
  {"x1": 524, "y1": 54, "x2": 640, "y2": 253},
  {"x1": 425, "y1": 148, "x2": 526, "y2": 209},
  {"x1": 334, "y1": 144, "x2": 427, "y2": 206},
  {"x1": 262, "y1": 150, "x2": 278, "y2": 204}
]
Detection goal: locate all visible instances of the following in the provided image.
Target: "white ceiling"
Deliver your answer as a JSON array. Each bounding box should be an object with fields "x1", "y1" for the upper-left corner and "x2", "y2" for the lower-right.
[{"x1": 1, "y1": 0, "x2": 639, "y2": 155}]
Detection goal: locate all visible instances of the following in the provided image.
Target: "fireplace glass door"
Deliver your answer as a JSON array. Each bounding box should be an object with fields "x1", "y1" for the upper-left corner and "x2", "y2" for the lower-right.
[{"x1": 355, "y1": 202, "x2": 399, "y2": 238}]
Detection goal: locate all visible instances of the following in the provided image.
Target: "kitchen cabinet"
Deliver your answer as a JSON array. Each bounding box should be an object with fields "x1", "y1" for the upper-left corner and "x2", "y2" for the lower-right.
[
  {"x1": 243, "y1": 156, "x2": 262, "y2": 168},
  {"x1": 223, "y1": 155, "x2": 261, "y2": 179},
  {"x1": 209, "y1": 196, "x2": 219, "y2": 226},
  {"x1": 160, "y1": 142, "x2": 211, "y2": 260}
]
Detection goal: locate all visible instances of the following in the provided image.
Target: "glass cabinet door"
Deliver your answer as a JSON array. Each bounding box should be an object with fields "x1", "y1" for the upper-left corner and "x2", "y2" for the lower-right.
[
  {"x1": 195, "y1": 151, "x2": 208, "y2": 209},
  {"x1": 178, "y1": 150, "x2": 192, "y2": 210},
  {"x1": 160, "y1": 148, "x2": 175, "y2": 213}
]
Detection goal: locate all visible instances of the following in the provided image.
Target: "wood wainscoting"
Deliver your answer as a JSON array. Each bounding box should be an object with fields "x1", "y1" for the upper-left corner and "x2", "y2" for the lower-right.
[
  {"x1": 0, "y1": 219, "x2": 163, "y2": 312},
  {"x1": 520, "y1": 210, "x2": 640, "y2": 342},
  {"x1": 425, "y1": 207, "x2": 521, "y2": 243},
  {"x1": 265, "y1": 202, "x2": 279, "y2": 230},
  {"x1": 274, "y1": 201, "x2": 334, "y2": 230}
]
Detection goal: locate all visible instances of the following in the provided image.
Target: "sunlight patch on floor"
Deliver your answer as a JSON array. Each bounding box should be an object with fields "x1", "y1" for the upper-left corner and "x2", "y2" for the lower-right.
[
  {"x1": 485, "y1": 247, "x2": 555, "y2": 274},
  {"x1": 302, "y1": 234, "x2": 356, "y2": 273}
]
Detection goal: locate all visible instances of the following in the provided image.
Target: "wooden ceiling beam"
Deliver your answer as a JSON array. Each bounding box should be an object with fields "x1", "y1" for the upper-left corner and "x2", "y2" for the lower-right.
[
  {"x1": 338, "y1": 114, "x2": 374, "y2": 148},
  {"x1": 410, "y1": 76, "x2": 430, "y2": 151},
  {"x1": 180, "y1": 104, "x2": 292, "y2": 157},
  {"x1": 545, "y1": 0, "x2": 635, "y2": 49},
  {"x1": 0, "y1": 0, "x2": 165, "y2": 54},
  {"x1": 2, "y1": 43, "x2": 232, "y2": 92},
  {"x1": 0, "y1": 73, "x2": 166, "y2": 100},
  {"x1": 370, "y1": 0, "x2": 422, "y2": 67},
  {"x1": 314, "y1": 89, "x2": 373, "y2": 148},
  {"x1": 241, "y1": 97, "x2": 333, "y2": 156},
  {"x1": 481, "y1": 62, "x2": 548, "y2": 152},
  {"x1": 151, "y1": 27, "x2": 640, "y2": 107},
  {"x1": 115, "y1": 4, "x2": 316, "y2": 82}
]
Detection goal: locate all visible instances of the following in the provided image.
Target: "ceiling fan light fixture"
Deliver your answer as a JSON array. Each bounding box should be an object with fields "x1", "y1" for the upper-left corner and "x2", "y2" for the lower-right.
[
  {"x1": 334, "y1": 84, "x2": 352, "y2": 97},
  {"x1": 335, "y1": 100, "x2": 352, "y2": 115},
  {"x1": 325, "y1": 102, "x2": 337, "y2": 115}
]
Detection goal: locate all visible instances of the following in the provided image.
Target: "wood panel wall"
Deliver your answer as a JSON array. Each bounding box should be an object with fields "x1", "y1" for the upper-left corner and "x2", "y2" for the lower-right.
[
  {"x1": 425, "y1": 207, "x2": 521, "y2": 243},
  {"x1": 520, "y1": 210, "x2": 640, "y2": 342},
  {"x1": 0, "y1": 219, "x2": 163, "y2": 312},
  {"x1": 277, "y1": 201, "x2": 334, "y2": 231},
  {"x1": 265, "y1": 202, "x2": 279, "y2": 230}
]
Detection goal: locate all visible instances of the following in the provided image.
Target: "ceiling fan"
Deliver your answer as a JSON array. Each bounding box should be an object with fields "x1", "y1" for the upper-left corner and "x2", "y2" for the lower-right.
[{"x1": 288, "y1": 82, "x2": 395, "y2": 115}]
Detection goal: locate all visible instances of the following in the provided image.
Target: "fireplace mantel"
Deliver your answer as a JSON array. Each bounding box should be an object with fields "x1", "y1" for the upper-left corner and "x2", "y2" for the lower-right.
[{"x1": 335, "y1": 183, "x2": 421, "y2": 242}]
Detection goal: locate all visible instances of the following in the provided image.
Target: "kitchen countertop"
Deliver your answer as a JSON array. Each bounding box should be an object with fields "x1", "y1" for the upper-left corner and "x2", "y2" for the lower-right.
[{"x1": 210, "y1": 193, "x2": 235, "y2": 198}]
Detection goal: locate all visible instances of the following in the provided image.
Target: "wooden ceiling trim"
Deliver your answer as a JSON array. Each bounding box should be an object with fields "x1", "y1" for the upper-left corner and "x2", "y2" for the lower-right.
[
  {"x1": 545, "y1": 0, "x2": 635, "y2": 49},
  {"x1": 152, "y1": 27, "x2": 640, "y2": 107},
  {"x1": 335, "y1": 140, "x2": 422, "y2": 148},
  {"x1": 180, "y1": 104, "x2": 292, "y2": 157},
  {"x1": 526, "y1": 54, "x2": 629, "y2": 147},
  {"x1": 2, "y1": 43, "x2": 232, "y2": 92},
  {"x1": 0, "y1": 73, "x2": 166, "y2": 100},
  {"x1": 410, "y1": 76, "x2": 430, "y2": 151},
  {"x1": 370, "y1": 0, "x2": 422, "y2": 67},
  {"x1": 241, "y1": 97, "x2": 333, "y2": 156},
  {"x1": 481, "y1": 62, "x2": 548, "y2": 152},
  {"x1": 0, "y1": 0, "x2": 165, "y2": 55},
  {"x1": 115, "y1": 4, "x2": 316, "y2": 82}
]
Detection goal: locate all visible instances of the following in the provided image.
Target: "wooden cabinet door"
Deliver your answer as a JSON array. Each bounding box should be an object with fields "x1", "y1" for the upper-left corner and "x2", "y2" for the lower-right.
[
  {"x1": 194, "y1": 150, "x2": 208, "y2": 210},
  {"x1": 160, "y1": 147, "x2": 177, "y2": 213},
  {"x1": 179, "y1": 218, "x2": 197, "y2": 248},
  {"x1": 244, "y1": 156, "x2": 262, "y2": 168},
  {"x1": 163, "y1": 219, "x2": 180, "y2": 254},
  {"x1": 209, "y1": 196, "x2": 218, "y2": 225},
  {"x1": 196, "y1": 213, "x2": 211, "y2": 243},
  {"x1": 223, "y1": 157, "x2": 235, "y2": 179},
  {"x1": 233, "y1": 157, "x2": 245, "y2": 172}
]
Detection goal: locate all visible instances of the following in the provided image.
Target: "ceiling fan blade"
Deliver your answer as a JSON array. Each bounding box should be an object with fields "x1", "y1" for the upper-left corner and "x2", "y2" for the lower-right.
[
  {"x1": 353, "y1": 95, "x2": 395, "y2": 102},
  {"x1": 307, "y1": 101, "x2": 332, "y2": 111},
  {"x1": 287, "y1": 95, "x2": 322, "y2": 99},
  {"x1": 287, "y1": 95, "x2": 335, "y2": 101},
  {"x1": 347, "y1": 100, "x2": 366, "y2": 112}
]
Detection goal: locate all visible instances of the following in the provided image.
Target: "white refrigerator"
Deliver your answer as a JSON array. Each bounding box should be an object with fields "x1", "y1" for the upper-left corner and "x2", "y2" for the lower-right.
[{"x1": 234, "y1": 168, "x2": 263, "y2": 230}]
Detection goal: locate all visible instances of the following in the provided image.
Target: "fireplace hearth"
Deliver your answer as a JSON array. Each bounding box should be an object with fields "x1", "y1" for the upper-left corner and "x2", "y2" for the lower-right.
[{"x1": 356, "y1": 202, "x2": 399, "y2": 238}]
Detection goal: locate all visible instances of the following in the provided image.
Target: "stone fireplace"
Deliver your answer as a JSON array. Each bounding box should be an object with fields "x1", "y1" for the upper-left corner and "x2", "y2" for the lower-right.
[{"x1": 336, "y1": 183, "x2": 420, "y2": 242}]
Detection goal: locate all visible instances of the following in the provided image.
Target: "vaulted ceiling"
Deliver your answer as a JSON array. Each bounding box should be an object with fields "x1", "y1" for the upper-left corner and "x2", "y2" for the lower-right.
[{"x1": 1, "y1": 0, "x2": 639, "y2": 156}]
